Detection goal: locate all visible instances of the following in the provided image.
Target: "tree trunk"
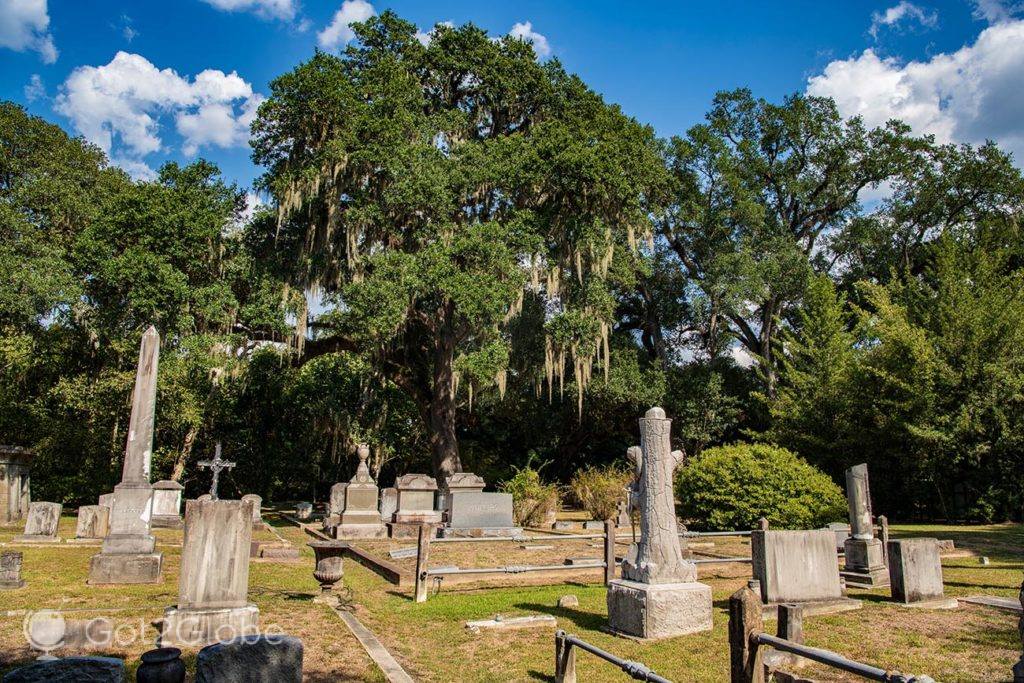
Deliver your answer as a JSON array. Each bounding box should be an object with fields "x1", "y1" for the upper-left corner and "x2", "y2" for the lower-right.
[
  {"x1": 429, "y1": 327, "x2": 463, "y2": 481},
  {"x1": 171, "y1": 424, "x2": 199, "y2": 482}
]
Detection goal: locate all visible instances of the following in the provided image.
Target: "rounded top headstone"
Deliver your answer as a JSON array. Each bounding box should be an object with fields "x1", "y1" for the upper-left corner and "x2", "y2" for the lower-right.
[{"x1": 644, "y1": 406, "x2": 666, "y2": 419}]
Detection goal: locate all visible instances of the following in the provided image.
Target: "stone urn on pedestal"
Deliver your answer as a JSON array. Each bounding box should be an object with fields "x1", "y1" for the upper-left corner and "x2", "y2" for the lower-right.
[{"x1": 309, "y1": 541, "x2": 349, "y2": 603}]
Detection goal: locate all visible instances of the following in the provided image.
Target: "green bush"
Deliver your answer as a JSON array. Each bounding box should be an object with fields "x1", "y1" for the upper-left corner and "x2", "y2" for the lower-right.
[
  {"x1": 675, "y1": 443, "x2": 845, "y2": 530},
  {"x1": 569, "y1": 465, "x2": 632, "y2": 521},
  {"x1": 500, "y1": 466, "x2": 561, "y2": 527}
]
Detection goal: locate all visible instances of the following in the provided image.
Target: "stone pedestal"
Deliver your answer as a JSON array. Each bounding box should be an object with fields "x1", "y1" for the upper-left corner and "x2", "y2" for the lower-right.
[
  {"x1": 0, "y1": 445, "x2": 32, "y2": 526},
  {"x1": 14, "y1": 501, "x2": 62, "y2": 543},
  {"x1": 607, "y1": 579, "x2": 713, "y2": 639},
  {"x1": 151, "y1": 480, "x2": 184, "y2": 529},
  {"x1": 842, "y1": 537, "x2": 889, "y2": 588},
  {"x1": 89, "y1": 483, "x2": 162, "y2": 584}
]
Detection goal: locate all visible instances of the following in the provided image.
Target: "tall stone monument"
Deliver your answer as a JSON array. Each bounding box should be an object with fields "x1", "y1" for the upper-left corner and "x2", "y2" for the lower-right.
[
  {"x1": 0, "y1": 445, "x2": 32, "y2": 526},
  {"x1": 606, "y1": 407, "x2": 712, "y2": 639},
  {"x1": 89, "y1": 326, "x2": 163, "y2": 584},
  {"x1": 335, "y1": 444, "x2": 387, "y2": 539},
  {"x1": 841, "y1": 463, "x2": 888, "y2": 588},
  {"x1": 160, "y1": 498, "x2": 259, "y2": 646}
]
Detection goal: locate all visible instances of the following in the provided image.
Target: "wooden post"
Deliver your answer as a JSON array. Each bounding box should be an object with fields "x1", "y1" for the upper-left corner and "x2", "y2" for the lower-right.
[
  {"x1": 878, "y1": 515, "x2": 890, "y2": 564},
  {"x1": 1012, "y1": 578, "x2": 1024, "y2": 683},
  {"x1": 777, "y1": 604, "x2": 803, "y2": 644},
  {"x1": 729, "y1": 586, "x2": 765, "y2": 683},
  {"x1": 414, "y1": 523, "x2": 432, "y2": 603},
  {"x1": 554, "y1": 630, "x2": 576, "y2": 683},
  {"x1": 603, "y1": 519, "x2": 615, "y2": 585}
]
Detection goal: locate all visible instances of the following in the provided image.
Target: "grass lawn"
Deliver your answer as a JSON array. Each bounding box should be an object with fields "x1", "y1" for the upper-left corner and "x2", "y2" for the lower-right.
[{"x1": 2, "y1": 517, "x2": 1021, "y2": 681}]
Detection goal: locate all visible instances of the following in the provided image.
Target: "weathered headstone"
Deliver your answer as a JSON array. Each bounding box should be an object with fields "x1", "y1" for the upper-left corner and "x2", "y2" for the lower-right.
[
  {"x1": 324, "y1": 482, "x2": 347, "y2": 529},
  {"x1": 1, "y1": 656, "x2": 124, "y2": 682},
  {"x1": 826, "y1": 522, "x2": 850, "y2": 553},
  {"x1": 97, "y1": 492, "x2": 115, "y2": 508},
  {"x1": 14, "y1": 502, "x2": 62, "y2": 543},
  {"x1": 615, "y1": 497, "x2": 631, "y2": 527},
  {"x1": 241, "y1": 494, "x2": 264, "y2": 529},
  {"x1": 752, "y1": 528, "x2": 862, "y2": 615},
  {"x1": 841, "y1": 463, "x2": 888, "y2": 587},
  {"x1": 88, "y1": 326, "x2": 163, "y2": 584},
  {"x1": 440, "y1": 472, "x2": 485, "y2": 521},
  {"x1": 74, "y1": 505, "x2": 110, "y2": 539},
  {"x1": 379, "y1": 487, "x2": 397, "y2": 522},
  {"x1": 607, "y1": 407, "x2": 712, "y2": 639},
  {"x1": 334, "y1": 444, "x2": 387, "y2": 539},
  {"x1": 195, "y1": 635, "x2": 303, "y2": 683},
  {"x1": 160, "y1": 498, "x2": 259, "y2": 647},
  {"x1": 888, "y1": 538, "x2": 956, "y2": 608},
  {"x1": 0, "y1": 550, "x2": 25, "y2": 589},
  {"x1": 441, "y1": 492, "x2": 521, "y2": 537},
  {"x1": 0, "y1": 445, "x2": 32, "y2": 526},
  {"x1": 392, "y1": 474, "x2": 440, "y2": 523},
  {"x1": 295, "y1": 502, "x2": 312, "y2": 520},
  {"x1": 151, "y1": 480, "x2": 184, "y2": 529}
]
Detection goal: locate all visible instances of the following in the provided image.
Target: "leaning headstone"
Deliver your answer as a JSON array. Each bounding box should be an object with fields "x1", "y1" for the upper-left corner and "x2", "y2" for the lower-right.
[
  {"x1": 335, "y1": 444, "x2": 387, "y2": 539},
  {"x1": 160, "y1": 499, "x2": 259, "y2": 647},
  {"x1": 241, "y1": 494, "x2": 264, "y2": 529},
  {"x1": 0, "y1": 445, "x2": 32, "y2": 526},
  {"x1": 888, "y1": 538, "x2": 957, "y2": 608},
  {"x1": 440, "y1": 472, "x2": 485, "y2": 520},
  {"x1": 752, "y1": 528, "x2": 862, "y2": 616},
  {"x1": 14, "y1": 502, "x2": 62, "y2": 543},
  {"x1": 441, "y1": 492, "x2": 521, "y2": 538},
  {"x1": 88, "y1": 326, "x2": 163, "y2": 584},
  {"x1": 295, "y1": 502, "x2": 312, "y2": 520},
  {"x1": 840, "y1": 464, "x2": 888, "y2": 587},
  {"x1": 0, "y1": 656, "x2": 124, "y2": 682},
  {"x1": 151, "y1": 480, "x2": 184, "y2": 529},
  {"x1": 379, "y1": 487, "x2": 397, "y2": 522},
  {"x1": 196, "y1": 635, "x2": 303, "y2": 683},
  {"x1": 607, "y1": 407, "x2": 712, "y2": 639},
  {"x1": 74, "y1": 505, "x2": 110, "y2": 540},
  {"x1": 0, "y1": 551, "x2": 25, "y2": 589}
]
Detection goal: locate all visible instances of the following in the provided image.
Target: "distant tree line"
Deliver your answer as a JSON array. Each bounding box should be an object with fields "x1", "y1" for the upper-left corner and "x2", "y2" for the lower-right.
[{"x1": 3, "y1": 12, "x2": 1023, "y2": 521}]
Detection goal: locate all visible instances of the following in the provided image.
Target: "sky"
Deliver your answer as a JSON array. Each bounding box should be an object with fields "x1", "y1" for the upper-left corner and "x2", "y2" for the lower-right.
[{"x1": 2, "y1": 0, "x2": 1023, "y2": 195}]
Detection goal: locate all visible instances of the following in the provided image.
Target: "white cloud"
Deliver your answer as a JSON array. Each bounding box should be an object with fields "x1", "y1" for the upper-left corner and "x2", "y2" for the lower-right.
[
  {"x1": 0, "y1": 0, "x2": 57, "y2": 63},
  {"x1": 119, "y1": 15, "x2": 138, "y2": 43},
  {"x1": 971, "y1": 0, "x2": 1023, "y2": 24},
  {"x1": 317, "y1": 0, "x2": 374, "y2": 52},
  {"x1": 199, "y1": 0, "x2": 296, "y2": 21},
  {"x1": 23, "y1": 73, "x2": 44, "y2": 102},
  {"x1": 508, "y1": 21, "x2": 550, "y2": 57},
  {"x1": 414, "y1": 20, "x2": 453, "y2": 47},
  {"x1": 869, "y1": 2, "x2": 937, "y2": 39},
  {"x1": 807, "y1": 20, "x2": 1024, "y2": 163},
  {"x1": 54, "y1": 51, "x2": 262, "y2": 174}
]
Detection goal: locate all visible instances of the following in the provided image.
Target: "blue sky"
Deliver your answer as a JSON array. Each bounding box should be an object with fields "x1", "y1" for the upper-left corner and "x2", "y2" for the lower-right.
[{"x1": 2, "y1": 0, "x2": 1022, "y2": 193}]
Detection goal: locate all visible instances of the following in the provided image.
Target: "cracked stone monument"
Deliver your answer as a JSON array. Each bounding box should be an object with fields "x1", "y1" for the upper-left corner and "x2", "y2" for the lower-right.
[
  {"x1": 151, "y1": 480, "x2": 184, "y2": 528},
  {"x1": 0, "y1": 445, "x2": 32, "y2": 526},
  {"x1": 160, "y1": 498, "x2": 259, "y2": 647},
  {"x1": 334, "y1": 444, "x2": 387, "y2": 539},
  {"x1": 14, "y1": 501, "x2": 62, "y2": 543},
  {"x1": 88, "y1": 326, "x2": 163, "y2": 584},
  {"x1": 606, "y1": 407, "x2": 712, "y2": 639},
  {"x1": 840, "y1": 463, "x2": 888, "y2": 588}
]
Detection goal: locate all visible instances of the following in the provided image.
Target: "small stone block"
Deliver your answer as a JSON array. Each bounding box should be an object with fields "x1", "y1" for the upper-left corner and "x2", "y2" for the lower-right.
[
  {"x1": 606, "y1": 579, "x2": 713, "y2": 639},
  {"x1": 465, "y1": 615, "x2": 556, "y2": 633},
  {"x1": 88, "y1": 553, "x2": 162, "y2": 584},
  {"x1": 557, "y1": 595, "x2": 579, "y2": 608},
  {"x1": 389, "y1": 546, "x2": 417, "y2": 559},
  {"x1": 196, "y1": 634, "x2": 303, "y2": 683}
]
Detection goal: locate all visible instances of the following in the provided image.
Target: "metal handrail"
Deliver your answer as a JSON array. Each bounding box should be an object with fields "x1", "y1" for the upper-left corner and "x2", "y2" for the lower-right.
[
  {"x1": 681, "y1": 530, "x2": 753, "y2": 537},
  {"x1": 755, "y1": 634, "x2": 932, "y2": 682},
  {"x1": 433, "y1": 533, "x2": 605, "y2": 543},
  {"x1": 556, "y1": 631, "x2": 672, "y2": 683},
  {"x1": 425, "y1": 561, "x2": 606, "y2": 576}
]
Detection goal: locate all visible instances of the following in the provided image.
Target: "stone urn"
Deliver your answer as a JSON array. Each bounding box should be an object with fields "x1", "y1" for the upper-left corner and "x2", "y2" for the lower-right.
[
  {"x1": 309, "y1": 541, "x2": 349, "y2": 593},
  {"x1": 136, "y1": 647, "x2": 185, "y2": 683}
]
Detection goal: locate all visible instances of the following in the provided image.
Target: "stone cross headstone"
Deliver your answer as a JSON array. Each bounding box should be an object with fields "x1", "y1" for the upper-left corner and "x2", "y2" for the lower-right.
[
  {"x1": 841, "y1": 463, "x2": 888, "y2": 587},
  {"x1": 0, "y1": 445, "x2": 32, "y2": 526},
  {"x1": 160, "y1": 499, "x2": 259, "y2": 647},
  {"x1": 1, "y1": 550, "x2": 25, "y2": 589},
  {"x1": 241, "y1": 494, "x2": 264, "y2": 528},
  {"x1": 75, "y1": 505, "x2": 110, "y2": 539},
  {"x1": 335, "y1": 444, "x2": 387, "y2": 539},
  {"x1": 89, "y1": 326, "x2": 163, "y2": 584},
  {"x1": 607, "y1": 407, "x2": 712, "y2": 639},
  {"x1": 151, "y1": 480, "x2": 184, "y2": 529},
  {"x1": 14, "y1": 501, "x2": 62, "y2": 543},
  {"x1": 197, "y1": 443, "x2": 236, "y2": 500}
]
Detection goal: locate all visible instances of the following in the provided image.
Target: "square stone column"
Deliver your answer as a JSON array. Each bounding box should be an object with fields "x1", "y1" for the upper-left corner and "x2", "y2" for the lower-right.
[
  {"x1": 0, "y1": 446, "x2": 32, "y2": 526},
  {"x1": 840, "y1": 463, "x2": 888, "y2": 588}
]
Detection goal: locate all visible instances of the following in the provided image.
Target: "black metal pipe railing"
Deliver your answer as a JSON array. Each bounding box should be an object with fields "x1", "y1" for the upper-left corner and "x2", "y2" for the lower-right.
[
  {"x1": 555, "y1": 630, "x2": 672, "y2": 683},
  {"x1": 754, "y1": 634, "x2": 930, "y2": 682}
]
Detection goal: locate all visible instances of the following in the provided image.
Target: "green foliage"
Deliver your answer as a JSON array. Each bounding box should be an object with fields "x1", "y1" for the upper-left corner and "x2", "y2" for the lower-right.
[
  {"x1": 500, "y1": 464, "x2": 561, "y2": 527},
  {"x1": 676, "y1": 443, "x2": 846, "y2": 530},
  {"x1": 568, "y1": 464, "x2": 632, "y2": 521}
]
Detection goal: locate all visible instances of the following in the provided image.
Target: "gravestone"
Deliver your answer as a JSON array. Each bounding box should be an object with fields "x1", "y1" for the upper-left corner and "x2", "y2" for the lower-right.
[
  {"x1": 0, "y1": 445, "x2": 32, "y2": 526},
  {"x1": 334, "y1": 444, "x2": 387, "y2": 539},
  {"x1": 14, "y1": 502, "x2": 62, "y2": 543},
  {"x1": 89, "y1": 326, "x2": 163, "y2": 584},
  {"x1": 607, "y1": 407, "x2": 712, "y2": 639},
  {"x1": 151, "y1": 480, "x2": 184, "y2": 528},
  {"x1": 440, "y1": 472, "x2": 485, "y2": 521},
  {"x1": 841, "y1": 463, "x2": 888, "y2": 587},
  {"x1": 0, "y1": 550, "x2": 25, "y2": 589},
  {"x1": 196, "y1": 635, "x2": 303, "y2": 683},
  {"x1": 440, "y1": 492, "x2": 522, "y2": 538},
  {"x1": 160, "y1": 498, "x2": 259, "y2": 647},
  {"x1": 74, "y1": 505, "x2": 110, "y2": 539},
  {"x1": 97, "y1": 493, "x2": 115, "y2": 509},
  {"x1": 826, "y1": 522, "x2": 850, "y2": 553},
  {"x1": 888, "y1": 538, "x2": 956, "y2": 608},
  {"x1": 379, "y1": 487, "x2": 397, "y2": 522},
  {"x1": 241, "y1": 494, "x2": 264, "y2": 529},
  {"x1": 1, "y1": 656, "x2": 124, "y2": 682},
  {"x1": 324, "y1": 482, "x2": 347, "y2": 530},
  {"x1": 752, "y1": 528, "x2": 862, "y2": 615},
  {"x1": 392, "y1": 474, "x2": 441, "y2": 524},
  {"x1": 295, "y1": 502, "x2": 312, "y2": 520}
]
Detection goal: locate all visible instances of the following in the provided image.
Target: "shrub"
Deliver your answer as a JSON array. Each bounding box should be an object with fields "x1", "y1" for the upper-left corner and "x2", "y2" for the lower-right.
[
  {"x1": 569, "y1": 465, "x2": 633, "y2": 521},
  {"x1": 675, "y1": 442, "x2": 845, "y2": 530},
  {"x1": 500, "y1": 466, "x2": 561, "y2": 527}
]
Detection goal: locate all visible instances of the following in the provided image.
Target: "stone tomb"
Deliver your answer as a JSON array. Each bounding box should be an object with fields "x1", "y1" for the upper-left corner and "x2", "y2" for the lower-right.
[
  {"x1": 74, "y1": 505, "x2": 110, "y2": 540},
  {"x1": 440, "y1": 472, "x2": 485, "y2": 521},
  {"x1": 242, "y1": 494, "x2": 264, "y2": 529},
  {"x1": 334, "y1": 445, "x2": 387, "y2": 540},
  {"x1": 440, "y1": 491, "x2": 522, "y2": 538},
  {"x1": 14, "y1": 501, "x2": 62, "y2": 543},
  {"x1": 0, "y1": 445, "x2": 32, "y2": 526},
  {"x1": 841, "y1": 463, "x2": 888, "y2": 588},
  {"x1": 752, "y1": 529, "x2": 862, "y2": 616},
  {"x1": 888, "y1": 538, "x2": 957, "y2": 608},
  {"x1": 161, "y1": 499, "x2": 259, "y2": 647},
  {"x1": 151, "y1": 480, "x2": 184, "y2": 529},
  {"x1": 1, "y1": 550, "x2": 25, "y2": 589}
]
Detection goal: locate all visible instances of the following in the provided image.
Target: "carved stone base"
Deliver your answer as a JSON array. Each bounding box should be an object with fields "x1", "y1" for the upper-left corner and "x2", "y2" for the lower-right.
[
  {"x1": 438, "y1": 526, "x2": 524, "y2": 538},
  {"x1": 12, "y1": 535, "x2": 60, "y2": 544},
  {"x1": 0, "y1": 579, "x2": 25, "y2": 590},
  {"x1": 606, "y1": 579, "x2": 712, "y2": 639},
  {"x1": 159, "y1": 604, "x2": 259, "y2": 647},
  {"x1": 151, "y1": 515, "x2": 183, "y2": 529},
  {"x1": 842, "y1": 538, "x2": 888, "y2": 587},
  {"x1": 761, "y1": 598, "x2": 862, "y2": 618},
  {"x1": 388, "y1": 522, "x2": 441, "y2": 539},
  {"x1": 333, "y1": 523, "x2": 388, "y2": 540},
  {"x1": 88, "y1": 553, "x2": 163, "y2": 584}
]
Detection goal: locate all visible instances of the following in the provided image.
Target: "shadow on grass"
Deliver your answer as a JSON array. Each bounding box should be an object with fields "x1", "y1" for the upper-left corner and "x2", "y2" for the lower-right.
[
  {"x1": 945, "y1": 580, "x2": 1020, "y2": 591},
  {"x1": 526, "y1": 669, "x2": 553, "y2": 681},
  {"x1": 515, "y1": 602, "x2": 605, "y2": 631}
]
